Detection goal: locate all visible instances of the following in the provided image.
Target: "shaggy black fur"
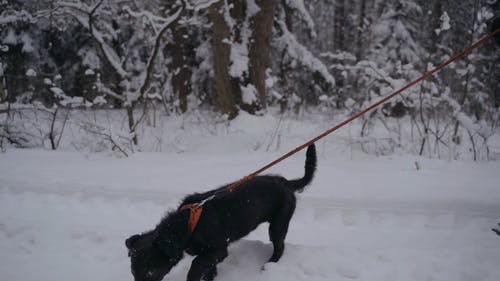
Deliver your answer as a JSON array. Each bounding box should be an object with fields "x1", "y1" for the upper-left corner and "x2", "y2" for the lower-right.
[{"x1": 125, "y1": 144, "x2": 317, "y2": 281}]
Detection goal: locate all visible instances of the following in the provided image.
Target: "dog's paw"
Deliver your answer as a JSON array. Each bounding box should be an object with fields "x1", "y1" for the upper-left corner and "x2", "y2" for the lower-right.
[{"x1": 201, "y1": 266, "x2": 217, "y2": 281}]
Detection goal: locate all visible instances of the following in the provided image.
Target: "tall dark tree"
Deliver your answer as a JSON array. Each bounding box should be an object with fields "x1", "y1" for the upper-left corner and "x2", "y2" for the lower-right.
[
  {"x1": 210, "y1": 0, "x2": 279, "y2": 118},
  {"x1": 334, "y1": 0, "x2": 346, "y2": 51}
]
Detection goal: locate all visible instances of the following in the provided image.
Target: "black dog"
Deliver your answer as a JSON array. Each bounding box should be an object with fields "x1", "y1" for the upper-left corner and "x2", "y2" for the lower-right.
[{"x1": 125, "y1": 144, "x2": 316, "y2": 281}]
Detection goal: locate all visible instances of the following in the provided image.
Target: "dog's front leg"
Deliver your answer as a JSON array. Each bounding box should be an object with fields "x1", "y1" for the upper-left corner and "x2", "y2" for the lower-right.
[
  {"x1": 187, "y1": 248, "x2": 228, "y2": 281},
  {"x1": 201, "y1": 264, "x2": 217, "y2": 281}
]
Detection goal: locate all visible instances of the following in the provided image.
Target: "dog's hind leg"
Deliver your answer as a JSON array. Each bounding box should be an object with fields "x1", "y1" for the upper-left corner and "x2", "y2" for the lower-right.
[
  {"x1": 201, "y1": 265, "x2": 217, "y2": 281},
  {"x1": 187, "y1": 248, "x2": 228, "y2": 281},
  {"x1": 267, "y1": 195, "x2": 296, "y2": 263}
]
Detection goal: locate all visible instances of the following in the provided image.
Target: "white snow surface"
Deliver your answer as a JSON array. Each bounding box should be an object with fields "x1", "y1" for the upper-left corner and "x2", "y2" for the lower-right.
[{"x1": 1, "y1": 129, "x2": 500, "y2": 281}]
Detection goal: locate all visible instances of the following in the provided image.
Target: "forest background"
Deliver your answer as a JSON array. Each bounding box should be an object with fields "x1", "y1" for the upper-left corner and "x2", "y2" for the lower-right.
[{"x1": 1, "y1": 0, "x2": 499, "y2": 160}]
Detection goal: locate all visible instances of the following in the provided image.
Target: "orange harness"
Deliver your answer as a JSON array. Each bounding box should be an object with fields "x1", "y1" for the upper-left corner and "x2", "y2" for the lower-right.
[{"x1": 179, "y1": 203, "x2": 203, "y2": 234}]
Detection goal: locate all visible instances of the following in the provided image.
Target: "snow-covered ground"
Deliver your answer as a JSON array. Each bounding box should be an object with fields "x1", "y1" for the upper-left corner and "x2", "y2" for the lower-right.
[{"x1": 1, "y1": 144, "x2": 500, "y2": 281}]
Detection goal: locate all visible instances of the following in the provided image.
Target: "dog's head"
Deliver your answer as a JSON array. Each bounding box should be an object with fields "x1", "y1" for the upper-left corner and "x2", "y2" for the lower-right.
[{"x1": 125, "y1": 231, "x2": 184, "y2": 281}]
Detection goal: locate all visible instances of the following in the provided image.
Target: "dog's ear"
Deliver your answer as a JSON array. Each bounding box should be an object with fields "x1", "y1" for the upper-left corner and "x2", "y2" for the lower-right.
[{"x1": 125, "y1": 234, "x2": 141, "y2": 250}]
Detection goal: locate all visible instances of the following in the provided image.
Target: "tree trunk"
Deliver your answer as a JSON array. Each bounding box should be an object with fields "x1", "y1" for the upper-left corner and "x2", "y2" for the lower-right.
[
  {"x1": 209, "y1": 0, "x2": 277, "y2": 118},
  {"x1": 171, "y1": 23, "x2": 190, "y2": 113},
  {"x1": 429, "y1": 0, "x2": 443, "y2": 54},
  {"x1": 127, "y1": 106, "x2": 138, "y2": 145},
  {"x1": 49, "y1": 108, "x2": 58, "y2": 150},
  {"x1": 248, "y1": 0, "x2": 278, "y2": 111},
  {"x1": 277, "y1": 0, "x2": 294, "y2": 114},
  {"x1": 334, "y1": 0, "x2": 346, "y2": 51},
  {"x1": 452, "y1": 0, "x2": 479, "y2": 144},
  {"x1": 210, "y1": 1, "x2": 239, "y2": 119},
  {"x1": 355, "y1": 0, "x2": 367, "y2": 60},
  {"x1": 0, "y1": 76, "x2": 5, "y2": 102}
]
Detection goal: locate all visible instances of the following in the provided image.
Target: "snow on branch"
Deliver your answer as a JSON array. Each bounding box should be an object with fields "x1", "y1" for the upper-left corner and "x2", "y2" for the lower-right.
[
  {"x1": 442, "y1": 91, "x2": 479, "y2": 134},
  {"x1": 136, "y1": 2, "x2": 185, "y2": 99},
  {"x1": 96, "y1": 81, "x2": 125, "y2": 102},
  {"x1": 276, "y1": 20, "x2": 335, "y2": 86},
  {"x1": 122, "y1": 4, "x2": 183, "y2": 36},
  {"x1": 56, "y1": 0, "x2": 128, "y2": 78},
  {"x1": 0, "y1": 9, "x2": 34, "y2": 25},
  {"x1": 187, "y1": 0, "x2": 220, "y2": 12},
  {"x1": 284, "y1": 0, "x2": 316, "y2": 37}
]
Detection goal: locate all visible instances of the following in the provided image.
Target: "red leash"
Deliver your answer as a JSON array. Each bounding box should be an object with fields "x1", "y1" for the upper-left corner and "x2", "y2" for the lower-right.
[
  {"x1": 181, "y1": 27, "x2": 500, "y2": 235},
  {"x1": 226, "y1": 27, "x2": 500, "y2": 192}
]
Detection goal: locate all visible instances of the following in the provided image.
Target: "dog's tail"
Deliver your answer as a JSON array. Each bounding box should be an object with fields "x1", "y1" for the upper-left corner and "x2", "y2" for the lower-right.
[{"x1": 288, "y1": 143, "x2": 316, "y2": 193}]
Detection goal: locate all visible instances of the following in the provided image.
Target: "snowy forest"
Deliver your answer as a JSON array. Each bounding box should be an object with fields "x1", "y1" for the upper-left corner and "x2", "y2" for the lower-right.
[
  {"x1": 2, "y1": 2, "x2": 500, "y2": 281},
  {"x1": 1, "y1": 0, "x2": 500, "y2": 160}
]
